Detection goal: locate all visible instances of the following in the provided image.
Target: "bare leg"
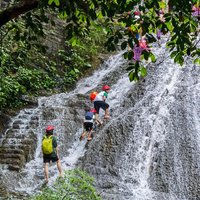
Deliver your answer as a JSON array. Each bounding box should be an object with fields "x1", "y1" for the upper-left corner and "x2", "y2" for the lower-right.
[
  {"x1": 95, "y1": 114, "x2": 103, "y2": 125},
  {"x1": 80, "y1": 131, "x2": 86, "y2": 141},
  {"x1": 44, "y1": 163, "x2": 49, "y2": 183},
  {"x1": 104, "y1": 108, "x2": 110, "y2": 119},
  {"x1": 87, "y1": 130, "x2": 93, "y2": 141},
  {"x1": 56, "y1": 159, "x2": 63, "y2": 177}
]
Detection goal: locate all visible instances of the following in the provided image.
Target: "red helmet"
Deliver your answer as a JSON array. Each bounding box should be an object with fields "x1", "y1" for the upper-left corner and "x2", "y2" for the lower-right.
[
  {"x1": 90, "y1": 108, "x2": 97, "y2": 113},
  {"x1": 46, "y1": 125, "x2": 54, "y2": 132},
  {"x1": 102, "y1": 85, "x2": 110, "y2": 91}
]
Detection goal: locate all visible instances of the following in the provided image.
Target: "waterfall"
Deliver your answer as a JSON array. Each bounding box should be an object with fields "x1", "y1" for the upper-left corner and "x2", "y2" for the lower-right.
[
  {"x1": 0, "y1": 51, "x2": 131, "y2": 198},
  {"x1": 78, "y1": 36, "x2": 200, "y2": 200},
  {"x1": 1, "y1": 34, "x2": 200, "y2": 200}
]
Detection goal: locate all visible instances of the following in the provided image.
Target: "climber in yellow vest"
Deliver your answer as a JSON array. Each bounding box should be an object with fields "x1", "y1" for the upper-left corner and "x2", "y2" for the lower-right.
[{"x1": 42, "y1": 125, "x2": 63, "y2": 183}]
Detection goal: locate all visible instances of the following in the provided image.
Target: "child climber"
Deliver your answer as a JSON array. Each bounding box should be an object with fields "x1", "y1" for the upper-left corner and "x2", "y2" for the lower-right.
[
  {"x1": 80, "y1": 109, "x2": 96, "y2": 141},
  {"x1": 93, "y1": 85, "x2": 110, "y2": 123}
]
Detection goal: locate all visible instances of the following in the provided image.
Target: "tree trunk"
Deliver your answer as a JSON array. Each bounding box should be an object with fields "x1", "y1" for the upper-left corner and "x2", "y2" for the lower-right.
[{"x1": 0, "y1": 0, "x2": 39, "y2": 27}]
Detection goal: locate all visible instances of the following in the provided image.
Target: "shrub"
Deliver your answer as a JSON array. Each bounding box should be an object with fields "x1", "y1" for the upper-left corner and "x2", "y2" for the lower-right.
[{"x1": 29, "y1": 169, "x2": 102, "y2": 200}]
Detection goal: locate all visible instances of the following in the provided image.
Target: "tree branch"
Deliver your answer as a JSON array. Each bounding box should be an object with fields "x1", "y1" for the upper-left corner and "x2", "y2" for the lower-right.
[{"x1": 0, "y1": 0, "x2": 39, "y2": 27}]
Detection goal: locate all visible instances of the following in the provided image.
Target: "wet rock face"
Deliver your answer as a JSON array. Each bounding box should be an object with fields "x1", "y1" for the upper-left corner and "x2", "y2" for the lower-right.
[
  {"x1": 0, "y1": 113, "x2": 10, "y2": 136},
  {"x1": 40, "y1": 93, "x2": 91, "y2": 155},
  {"x1": 0, "y1": 123, "x2": 37, "y2": 171},
  {"x1": 79, "y1": 58, "x2": 200, "y2": 199},
  {"x1": 0, "y1": 94, "x2": 89, "y2": 171},
  {"x1": 0, "y1": 93, "x2": 92, "y2": 198}
]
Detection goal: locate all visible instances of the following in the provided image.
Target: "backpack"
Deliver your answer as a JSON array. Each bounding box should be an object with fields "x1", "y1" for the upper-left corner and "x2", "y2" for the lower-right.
[
  {"x1": 90, "y1": 91, "x2": 98, "y2": 101},
  {"x1": 85, "y1": 111, "x2": 93, "y2": 120},
  {"x1": 42, "y1": 135, "x2": 53, "y2": 155}
]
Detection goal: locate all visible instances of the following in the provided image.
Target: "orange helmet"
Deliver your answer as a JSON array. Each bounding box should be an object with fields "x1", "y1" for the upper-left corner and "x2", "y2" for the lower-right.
[
  {"x1": 46, "y1": 125, "x2": 54, "y2": 132},
  {"x1": 102, "y1": 85, "x2": 110, "y2": 91}
]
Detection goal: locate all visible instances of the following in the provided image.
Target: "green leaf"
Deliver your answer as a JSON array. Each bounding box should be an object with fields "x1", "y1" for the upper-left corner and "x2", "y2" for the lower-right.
[
  {"x1": 150, "y1": 53, "x2": 156, "y2": 63},
  {"x1": 143, "y1": 51, "x2": 149, "y2": 60},
  {"x1": 174, "y1": 52, "x2": 184, "y2": 65},
  {"x1": 128, "y1": 71, "x2": 134, "y2": 82},
  {"x1": 121, "y1": 41, "x2": 127, "y2": 50},
  {"x1": 194, "y1": 58, "x2": 200, "y2": 66},
  {"x1": 158, "y1": 1, "x2": 166, "y2": 9},
  {"x1": 170, "y1": 51, "x2": 178, "y2": 58},
  {"x1": 165, "y1": 21, "x2": 173, "y2": 31},
  {"x1": 127, "y1": 51, "x2": 134, "y2": 60},
  {"x1": 48, "y1": 0, "x2": 54, "y2": 5},
  {"x1": 74, "y1": 68, "x2": 80, "y2": 73},
  {"x1": 140, "y1": 66, "x2": 147, "y2": 77},
  {"x1": 54, "y1": 0, "x2": 60, "y2": 6}
]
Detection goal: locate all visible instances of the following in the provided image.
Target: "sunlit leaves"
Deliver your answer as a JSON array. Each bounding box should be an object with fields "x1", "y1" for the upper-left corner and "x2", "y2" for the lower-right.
[
  {"x1": 127, "y1": 61, "x2": 147, "y2": 82},
  {"x1": 48, "y1": 0, "x2": 60, "y2": 6},
  {"x1": 1, "y1": 0, "x2": 200, "y2": 86},
  {"x1": 158, "y1": 1, "x2": 166, "y2": 9},
  {"x1": 45, "y1": 0, "x2": 200, "y2": 80},
  {"x1": 150, "y1": 52, "x2": 156, "y2": 63},
  {"x1": 194, "y1": 58, "x2": 200, "y2": 66}
]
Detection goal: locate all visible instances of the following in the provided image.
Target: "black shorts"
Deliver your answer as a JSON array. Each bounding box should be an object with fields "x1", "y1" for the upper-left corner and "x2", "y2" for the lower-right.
[
  {"x1": 94, "y1": 101, "x2": 109, "y2": 114},
  {"x1": 43, "y1": 154, "x2": 59, "y2": 163},
  {"x1": 84, "y1": 122, "x2": 93, "y2": 131}
]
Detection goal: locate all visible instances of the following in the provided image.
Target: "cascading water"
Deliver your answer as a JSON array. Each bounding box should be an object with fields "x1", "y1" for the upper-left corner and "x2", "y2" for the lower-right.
[
  {"x1": 1, "y1": 35, "x2": 200, "y2": 200},
  {"x1": 0, "y1": 51, "x2": 131, "y2": 199},
  {"x1": 78, "y1": 36, "x2": 200, "y2": 200}
]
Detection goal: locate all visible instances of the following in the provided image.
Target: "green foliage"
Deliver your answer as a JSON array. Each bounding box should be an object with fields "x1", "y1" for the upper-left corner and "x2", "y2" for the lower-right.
[
  {"x1": 0, "y1": 6, "x2": 107, "y2": 111},
  {"x1": 101, "y1": 0, "x2": 199, "y2": 81},
  {"x1": 0, "y1": 0, "x2": 199, "y2": 110},
  {"x1": 0, "y1": 69, "x2": 26, "y2": 109},
  {"x1": 42, "y1": 0, "x2": 200, "y2": 82},
  {"x1": 17, "y1": 67, "x2": 56, "y2": 92},
  {"x1": 127, "y1": 61, "x2": 147, "y2": 81},
  {"x1": 29, "y1": 169, "x2": 102, "y2": 200}
]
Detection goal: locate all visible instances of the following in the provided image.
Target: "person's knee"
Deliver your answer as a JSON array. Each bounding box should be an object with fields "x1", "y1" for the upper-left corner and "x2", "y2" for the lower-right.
[{"x1": 44, "y1": 162, "x2": 48, "y2": 167}]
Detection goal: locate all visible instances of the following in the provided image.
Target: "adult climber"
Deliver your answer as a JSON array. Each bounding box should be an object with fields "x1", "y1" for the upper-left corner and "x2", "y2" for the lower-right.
[
  {"x1": 93, "y1": 85, "x2": 111, "y2": 123},
  {"x1": 42, "y1": 125, "x2": 63, "y2": 183}
]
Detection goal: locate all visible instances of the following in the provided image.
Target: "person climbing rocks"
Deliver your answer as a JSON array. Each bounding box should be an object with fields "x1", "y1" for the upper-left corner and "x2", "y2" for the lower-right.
[
  {"x1": 42, "y1": 125, "x2": 63, "y2": 183},
  {"x1": 93, "y1": 85, "x2": 111, "y2": 123},
  {"x1": 90, "y1": 108, "x2": 102, "y2": 127},
  {"x1": 80, "y1": 108, "x2": 96, "y2": 141}
]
